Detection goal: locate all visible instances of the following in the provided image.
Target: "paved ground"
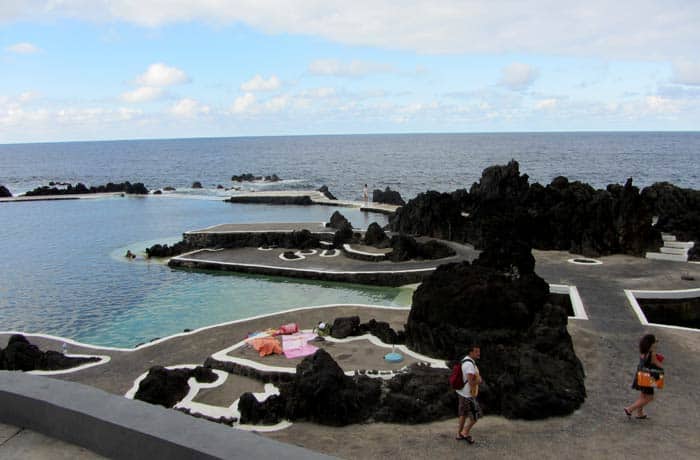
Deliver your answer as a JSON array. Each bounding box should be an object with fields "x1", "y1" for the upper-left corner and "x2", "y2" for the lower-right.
[
  {"x1": 2, "y1": 249, "x2": 700, "y2": 459},
  {"x1": 0, "y1": 423, "x2": 104, "y2": 460}
]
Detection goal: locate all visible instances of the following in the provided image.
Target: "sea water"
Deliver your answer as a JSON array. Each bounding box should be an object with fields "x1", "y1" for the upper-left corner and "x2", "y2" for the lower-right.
[{"x1": 1, "y1": 132, "x2": 698, "y2": 347}]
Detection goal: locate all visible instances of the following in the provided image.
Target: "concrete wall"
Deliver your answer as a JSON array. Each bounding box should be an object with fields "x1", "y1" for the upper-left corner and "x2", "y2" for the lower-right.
[
  {"x1": 0, "y1": 371, "x2": 333, "y2": 460},
  {"x1": 169, "y1": 256, "x2": 432, "y2": 286}
]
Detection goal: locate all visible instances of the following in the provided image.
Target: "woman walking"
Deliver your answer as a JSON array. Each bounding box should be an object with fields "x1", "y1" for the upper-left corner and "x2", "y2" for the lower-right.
[{"x1": 624, "y1": 334, "x2": 663, "y2": 419}]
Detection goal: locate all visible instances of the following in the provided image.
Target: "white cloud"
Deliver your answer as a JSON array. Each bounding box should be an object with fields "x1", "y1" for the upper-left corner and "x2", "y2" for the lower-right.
[
  {"x1": 535, "y1": 98, "x2": 558, "y2": 110},
  {"x1": 18, "y1": 91, "x2": 40, "y2": 102},
  {"x1": 500, "y1": 63, "x2": 539, "y2": 91},
  {"x1": 169, "y1": 98, "x2": 210, "y2": 117},
  {"x1": 136, "y1": 62, "x2": 189, "y2": 87},
  {"x1": 672, "y1": 61, "x2": 700, "y2": 86},
  {"x1": 264, "y1": 95, "x2": 289, "y2": 112},
  {"x1": 644, "y1": 96, "x2": 681, "y2": 114},
  {"x1": 5, "y1": 42, "x2": 40, "y2": 54},
  {"x1": 309, "y1": 59, "x2": 394, "y2": 77},
  {"x1": 3, "y1": 2, "x2": 699, "y2": 60},
  {"x1": 231, "y1": 93, "x2": 256, "y2": 114},
  {"x1": 240, "y1": 75, "x2": 281, "y2": 91},
  {"x1": 121, "y1": 86, "x2": 163, "y2": 103}
]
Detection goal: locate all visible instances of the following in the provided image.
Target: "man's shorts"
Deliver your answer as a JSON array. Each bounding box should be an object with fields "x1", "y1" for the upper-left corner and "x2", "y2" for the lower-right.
[{"x1": 458, "y1": 395, "x2": 482, "y2": 420}]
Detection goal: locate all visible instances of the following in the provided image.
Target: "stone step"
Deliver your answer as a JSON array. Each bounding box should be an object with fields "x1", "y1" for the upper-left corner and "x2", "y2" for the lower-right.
[
  {"x1": 660, "y1": 246, "x2": 688, "y2": 255},
  {"x1": 661, "y1": 234, "x2": 677, "y2": 242},
  {"x1": 665, "y1": 241, "x2": 695, "y2": 249},
  {"x1": 645, "y1": 252, "x2": 688, "y2": 262}
]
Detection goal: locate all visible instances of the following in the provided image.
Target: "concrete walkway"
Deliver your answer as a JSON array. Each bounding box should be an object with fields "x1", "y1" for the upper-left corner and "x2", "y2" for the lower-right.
[
  {"x1": 1, "y1": 249, "x2": 699, "y2": 459},
  {"x1": 0, "y1": 423, "x2": 104, "y2": 459}
]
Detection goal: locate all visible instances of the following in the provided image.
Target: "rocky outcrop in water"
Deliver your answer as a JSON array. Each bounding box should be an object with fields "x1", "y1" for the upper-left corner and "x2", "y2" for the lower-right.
[
  {"x1": 0, "y1": 185, "x2": 11, "y2": 198},
  {"x1": 364, "y1": 222, "x2": 391, "y2": 248},
  {"x1": 191, "y1": 181, "x2": 202, "y2": 189},
  {"x1": 24, "y1": 181, "x2": 148, "y2": 196},
  {"x1": 327, "y1": 211, "x2": 351, "y2": 230},
  {"x1": 372, "y1": 187, "x2": 405, "y2": 206},
  {"x1": 0, "y1": 334, "x2": 99, "y2": 371},
  {"x1": 146, "y1": 241, "x2": 195, "y2": 258},
  {"x1": 226, "y1": 195, "x2": 312, "y2": 205},
  {"x1": 134, "y1": 365, "x2": 217, "y2": 408},
  {"x1": 231, "y1": 173, "x2": 281, "y2": 182},
  {"x1": 317, "y1": 185, "x2": 337, "y2": 200},
  {"x1": 403, "y1": 244, "x2": 586, "y2": 419}
]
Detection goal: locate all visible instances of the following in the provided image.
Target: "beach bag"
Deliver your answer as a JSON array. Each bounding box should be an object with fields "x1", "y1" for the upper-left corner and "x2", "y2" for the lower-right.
[
  {"x1": 449, "y1": 357, "x2": 473, "y2": 390},
  {"x1": 278, "y1": 323, "x2": 299, "y2": 335},
  {"x1": 636, "y1": 353, "x2": 664, "y2": 389}
]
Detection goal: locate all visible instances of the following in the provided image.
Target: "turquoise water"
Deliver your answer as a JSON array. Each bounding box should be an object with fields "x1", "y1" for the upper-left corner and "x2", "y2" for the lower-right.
[
  {"x1": 2, "y1": 132, "x2": 699, "y2": 347},
  {"x1": 0, "y1": 196, "x2": 403, "y2": 347}
]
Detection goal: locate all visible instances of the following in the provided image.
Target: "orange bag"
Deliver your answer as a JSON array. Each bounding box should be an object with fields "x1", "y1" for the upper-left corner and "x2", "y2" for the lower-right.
[
  {"x1": 636, "y1": 370, "x2": 655, "y2": 387},
  {"x1": 655, "y1": 373, "x2": 665, "y2": 389}
]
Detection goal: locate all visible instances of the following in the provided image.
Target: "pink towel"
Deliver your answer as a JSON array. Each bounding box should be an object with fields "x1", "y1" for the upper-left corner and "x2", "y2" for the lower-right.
[{"x1": 283, "y1": 332, "x2": 318, "y2": 359}]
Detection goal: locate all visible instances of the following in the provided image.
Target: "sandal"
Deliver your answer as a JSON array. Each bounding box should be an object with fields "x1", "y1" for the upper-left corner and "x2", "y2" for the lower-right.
[
  {"x1": 465, "y1": 435, "x2": 475, "y2": 445},
  {"x1": 636, "y1": 414, "x2": 648, "y2": 420},
  {"x1": 624, "y1": 408, "x2": 632, "y2": 419}
]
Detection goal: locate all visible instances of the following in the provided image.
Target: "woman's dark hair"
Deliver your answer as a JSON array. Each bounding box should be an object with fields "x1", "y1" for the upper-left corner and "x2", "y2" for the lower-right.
[{"x1": 639, "y1": 334, "x2": 656, "y2": 354}]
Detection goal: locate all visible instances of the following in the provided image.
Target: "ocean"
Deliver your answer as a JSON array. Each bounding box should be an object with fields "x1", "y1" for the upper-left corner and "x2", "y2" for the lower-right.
[{"x1": 1, "y1": 132, "x2": 698, "y2": 347}]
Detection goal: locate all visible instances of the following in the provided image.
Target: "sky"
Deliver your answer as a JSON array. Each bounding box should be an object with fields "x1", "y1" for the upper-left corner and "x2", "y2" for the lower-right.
[{"x1": 1, "y1": 1, "x2": 699, "y2": 143}]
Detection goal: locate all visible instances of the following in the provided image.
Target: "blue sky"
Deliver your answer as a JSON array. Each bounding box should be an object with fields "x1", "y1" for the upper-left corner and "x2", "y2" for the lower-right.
[{"x1": 1, "y1": 1, "x2": 699, "y2": 142}]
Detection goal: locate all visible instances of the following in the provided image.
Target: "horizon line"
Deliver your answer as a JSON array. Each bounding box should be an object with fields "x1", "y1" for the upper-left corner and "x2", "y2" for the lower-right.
[{"x1": 2, "y1": 129, "x2": 700, "y2": 146}]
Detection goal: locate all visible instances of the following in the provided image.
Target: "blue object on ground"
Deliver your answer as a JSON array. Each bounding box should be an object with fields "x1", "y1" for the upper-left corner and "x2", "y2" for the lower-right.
[{"x1": 384, "y1": 352, "x2": 403, "y2": 363}]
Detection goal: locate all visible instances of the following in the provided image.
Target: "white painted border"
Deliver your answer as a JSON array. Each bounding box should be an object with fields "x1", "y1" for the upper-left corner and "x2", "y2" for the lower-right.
[
  {"x1": 342, "y1": 244, "x2": 390, "y2": 257},
  {"x1": 625, "y1": 288, "x2": 700, "y2": 332},
  {"x1": 1, "y1": 304, "x2": 411, "y2": 352},
  {"x1": 551, "y1": 284, "x2": 588, "y2": 320},
  {"x1": 278, "y1": 252, "x2": 305, "y2": 261},
  {"x1": 295, "y1": 249, "x2": 317, "y2": 256},
  {"x1": 567, "y1": 258, "x2": 603, "y2": 265},
  {"x1": 28, "y1": 354, "x2": 111, "y2": 376},
  {"x1": 319, "y1": 249, "x2": 339, "y2": 258},
  {"x1": 123, "y1": 364, "x2": 292, "y2": 432}
]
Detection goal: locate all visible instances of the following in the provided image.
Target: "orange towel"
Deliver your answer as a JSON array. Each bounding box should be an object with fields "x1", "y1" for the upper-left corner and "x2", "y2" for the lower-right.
[{"x1": 248, "y1": 337, "x2": 282, "y2": 357}]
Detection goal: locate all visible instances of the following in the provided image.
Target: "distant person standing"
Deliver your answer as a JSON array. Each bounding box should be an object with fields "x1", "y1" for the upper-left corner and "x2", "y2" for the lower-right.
[
  {"x1": 625, "y1": 334, "x2": 664, "y2": 419},
  {"x1": 363, "y1": 184, "x2": 369, "y2": 203},
  {"x1": 456, "y1": 345, "x2": 482, "y2": 444}
]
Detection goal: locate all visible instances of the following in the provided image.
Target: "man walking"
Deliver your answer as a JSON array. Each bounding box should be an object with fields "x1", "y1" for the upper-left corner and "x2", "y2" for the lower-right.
[{"x1": 456, "y1": 345, "x2": 482, "y2": 444}]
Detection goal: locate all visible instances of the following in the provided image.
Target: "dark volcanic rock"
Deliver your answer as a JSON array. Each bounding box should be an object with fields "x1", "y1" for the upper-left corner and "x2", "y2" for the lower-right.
[
  {"x1": 226, "y1": 195, "x2": 312, "y2": 205},
  {"x1": 364, "y1": 222, "x2": 391, "y2": 248},
  {"x1": 146, "y1": 240, "x2": 194, "y2": 258},
  {"x1": 418, "y1": 240, "x2": 456, "y2": 260},
  {"x1": 0, "y1": 334, "x2": 99, "y2": 371},
  {"x1": 163, "y1": 186, "x2": 176, "y2": 191},
  {"x1": 231, "y1": 173, "x2": 281, "y2": 182},
  {"x1": 24, "y1": 181, "x2": 148, "y2": 196},
  {"x1": 464, "y1": 161, "x2": 661, "y2": 257},
  {"x1": 134, "y1": 365, "x2": 216, "y2": 408},
  {"x1": 317, "y1": 185, "x2": 337, "y2": 200},
  {"x1": 0, "y1": 185, "x2": 11, "y2": 198},
  {"x1": 404, "y1": 249, "x2": 585, "y2": 419},
  {"x1": 191, "y1": 181, "x2": 202, "y2": 189},
  {"x1": 642, "y1": 182, "x2": 700, "y2": 242},
  {"x1": 282, "y1": 349, "x2": 381, "y2": 425},
  {"x1": 389, "y1": 191, "x2": 467, "y2": 241},
  {"x1": 374, "y1": 364, "x2": 455, "y2": 423},
  {"x1": 327, "y1": 211, "x2": 351, "y2": 229},
  {"x1": 388, "y1": 235, "x2": 456, "y2": 262},
  {"x1": 358, "y1": 319, "x2": 405, "y2": 344},
  {"x1": 238, "y1": 393, "x2": 285, "y2": 425},
  {"x1": 331, "y1": 316, "x2": 361, "y2": 338},
  {"x1": 389, "y1": 234, "x2": 418, "y2": 262},
  {"x1": 332, "y1": 222, "x2": 355, "y2": 248},
  {"x1": 372, "y1": 187, "x2": 405, "y2": 206},
  {"x1": 153, "y1": 190, "x2": 162, "y2": 195}
]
